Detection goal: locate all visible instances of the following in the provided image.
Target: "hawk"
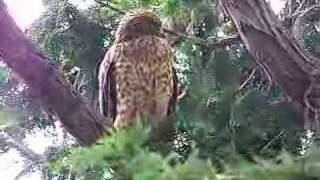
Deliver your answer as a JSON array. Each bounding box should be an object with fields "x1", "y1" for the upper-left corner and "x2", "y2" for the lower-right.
[{"x1": 98, "y1": 9, "x2": 178, "y2": 130}]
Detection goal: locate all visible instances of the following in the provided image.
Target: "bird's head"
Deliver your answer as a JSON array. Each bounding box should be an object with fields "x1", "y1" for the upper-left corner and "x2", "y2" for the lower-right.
[{"x1": 114, "y1": 9, "x2": 164, "y2": 43}]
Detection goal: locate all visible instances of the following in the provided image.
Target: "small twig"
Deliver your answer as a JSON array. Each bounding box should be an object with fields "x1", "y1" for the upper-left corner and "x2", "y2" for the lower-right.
[
  {"x1": 261, "y1": 130, "x2": 286, "y2": 151},
  {"x1": 208, "y1": 35, "x2": 241, "y2": 49},
  {"x1": 239, "y1": 68, "x2": 256, "y2": 91},
  {"x1": 294, "y1": 0, "x2": 308, "y2": 15},
  {"x1": 94, "y1": 0, "x2": 125, "y2": 15},
  {"x1": 289, "y1": 4, "x2": 320, "y2": 19},
  {"x1": 177, "y1": 86, "x2": 187, "y2": 101},
  {"x1": 164, "y1": 28, "x2": 241, "y2": 47},
  {"x1": 288, "y1": 0, "x2": 293, "y2": 16},
  {"x1": 162, "y1": 28, "x2": 208, "y2": 45}
]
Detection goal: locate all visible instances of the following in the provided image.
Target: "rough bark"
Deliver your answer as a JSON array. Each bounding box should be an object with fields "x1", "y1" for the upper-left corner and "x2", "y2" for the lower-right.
[
  {"x1": 219, "y1": 0, "x2": 320, "y2": 131},
  {"x1": 0, "y1": 2, "x2": 110, "y2": 145}
]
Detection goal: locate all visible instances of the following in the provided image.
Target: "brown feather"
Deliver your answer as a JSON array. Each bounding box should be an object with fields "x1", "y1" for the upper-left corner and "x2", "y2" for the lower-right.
[
  {"x1": 98, "y1": 10, "x2": 177, "y2": 129},
  {"x1": 98, "y1": 50, "x2": 117, "y2": 121}
]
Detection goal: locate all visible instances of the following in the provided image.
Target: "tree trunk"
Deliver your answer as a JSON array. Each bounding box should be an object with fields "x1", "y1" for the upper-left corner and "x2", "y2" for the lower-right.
[
  {"x1": 0, "y1": 2, "x2": 111, "y2": 145},
  {"x1": 219, "y1": 0, "x2": 320, "y2": 131}
]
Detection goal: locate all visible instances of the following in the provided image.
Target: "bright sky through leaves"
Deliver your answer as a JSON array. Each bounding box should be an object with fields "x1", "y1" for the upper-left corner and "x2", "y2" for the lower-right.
[
  {"x1": 4, "y1": 0, "x2": 95, "y2": 30},
  {"x1": 4, "y1": 0, "x2": 286, "y2": 30},
  {"x1": 4, "y1": 0, "x2": 45, "y2": 30}
]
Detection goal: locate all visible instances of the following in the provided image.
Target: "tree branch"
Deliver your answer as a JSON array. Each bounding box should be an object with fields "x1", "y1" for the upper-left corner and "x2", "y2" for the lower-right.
[
  {"x1": 292, "y1": 0, "x2": 308, "y2": 17},
  {"x1": 220, "y1": 0, "x2": 320, "y2": 132},
  {"x1": 290, "y1": 4, "x2": 320, "y2": 19},
  {"x1": 94, "y1": 0, "x2": 125, "y2": 15},
  {"x1": 239, "y1": 68, "x2": 256, "y2": 91},
  {"x1": 220, "y1": 0, "x2": 314, "y2": 104},
  {"x1": 260, "y1": 130, "x2": 285, "y2": 151},
  {"x1": 0, "y1": 1, "x2": 110, "y2": 145}
]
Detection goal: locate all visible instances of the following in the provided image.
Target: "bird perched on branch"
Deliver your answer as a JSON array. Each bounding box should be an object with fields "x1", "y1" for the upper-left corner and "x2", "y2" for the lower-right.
[{"x1": 98, "y1": 9, "x2": 178, "y2": 131}]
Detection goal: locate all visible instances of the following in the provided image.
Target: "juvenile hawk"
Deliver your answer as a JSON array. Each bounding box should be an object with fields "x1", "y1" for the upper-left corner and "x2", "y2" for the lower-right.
[{"x1": 98, "y1": 10, "x2": 178, "y2": 129}]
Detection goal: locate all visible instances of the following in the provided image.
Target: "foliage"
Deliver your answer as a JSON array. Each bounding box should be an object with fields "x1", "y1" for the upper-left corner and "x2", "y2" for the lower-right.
[
  {"x1": 45, "y1": 123, "x2": 309, "y2": 180},
  {"x1": 29, "y1": 0, "x2": 106, "y2": 99},
  {"x1": 302, "y1": 23, "x2": 320, "y2": 56},
  {"x1": 0, "y1": 65, "x2": 46, "y2": 132},
  {"x1": 2, "y1": 0, "x2": 320, "y2": 179},
  {"x1": 61, "y1": 0, "x2": 306, "y2": 179}
]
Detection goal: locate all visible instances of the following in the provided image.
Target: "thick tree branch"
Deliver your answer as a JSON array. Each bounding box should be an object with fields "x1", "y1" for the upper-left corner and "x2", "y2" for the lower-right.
[
  {"x1": 219, "y1": 0, "x2": 320, "y2": 131},
  {"x1": 220, "y1": 0, "x2": 315, "y2": 104},
  {"x1": 0, "y1": 1, "x2": 110, "y2": 145}
]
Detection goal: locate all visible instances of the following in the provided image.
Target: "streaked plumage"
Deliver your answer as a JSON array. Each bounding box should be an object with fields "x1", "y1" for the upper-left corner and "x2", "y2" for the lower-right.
[{"x1": 98, "y1": 10, "x2": 177, "y2": 129}]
